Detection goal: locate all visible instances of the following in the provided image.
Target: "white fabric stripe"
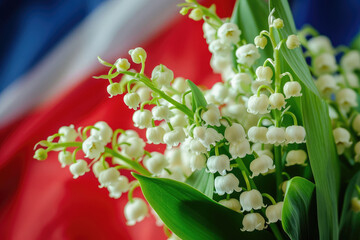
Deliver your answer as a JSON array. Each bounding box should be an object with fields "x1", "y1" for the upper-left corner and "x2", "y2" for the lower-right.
[{"x1": 0, "y1": 0, "x2": 181, "y2": 127}]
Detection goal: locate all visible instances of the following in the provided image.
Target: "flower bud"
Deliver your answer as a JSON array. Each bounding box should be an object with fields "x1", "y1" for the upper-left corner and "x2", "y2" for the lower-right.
[
  {"x1": 114, "y1": 58, "x2": 130, "y2": 72},
  {"x1": 230, "y1": 73, "x2": 252, "y2": 93},
  {"x1": 225, "y1": 123, "x2": 246, "y2": 143},
  {"x1": 229, "y1": 139, "x2": 251, "y2": 159},
  {"x1": 247, "y1": 94, "x2": 270, "y2": 115},
  {"x1": 285, "y1": 125, "x2": 306, "y2": 144},
  {"x1": 269, "y1": 93, "x2": 286, "y2": 110},
  {"x1": 202, "y1": 104, "x2": 221, "y2": 127},
  {"x1": 266, "y1": 126, "x2": 285, "y2": 146},
  {"x1": 146, "y1": 126, "x2": 166, "y2": 144},
  {"x1": 172, "y1": 77, "x2": 188, "y2": 93},
  {"x1": 69, "y1": 159, "x2": 90, "y2": 179},
  {"x1": 236, "y1": 44, "x2": 261, "y2": 67},
  {"x1": 190, "y1": 154, "x2": 206, "y2": 171},
  {"x1": 281, "y1": 180, "x2": 288, "y2": 194},
  {"x1": 250, "y1": 155, "x2": 275, "y2": 178},
  {"x1": 273, "y1": 18, "x2": 284, "y2": 29},
  {"x1": 248, "y1": 126, "x2": 268, "y2": 143},
  {"x1": 218, "y1": 198, "x2": 241, "y2": 212},
  {"x1": 179, "y1": 7, "x2": 188, "y2": 15},
  {"x1": 214, "y1": 173, "x2": 242, "y2": 195},
  {"x1": 285, "y1": 149, "x2": 307, "y2": 166},
  {"x1": 315, "y1": 74, "x2": 338, "y2": 97},
  {"x1": 59, "y1": 125, "x2": 78, "y2": 143},
  {"x1": 241, "y1": 213, "x2": 266, "y2": 232},
  {"x1": 313, "y1": 53, "x2": 337, "y2": 76},
  {"x1": 91, "y1": 121, "x2": 113, "y2": 144},
  {"x1": 34, "y1": 148, "x2": 48, "y2": 161},
  {"x1": 108, "y1": 176, "x2": 130, "y2": 199},
  {"x1": 333, "y1": 127, "x2": 352, "y2": 154},
  {"x1": 307, "y1": 36, "x2": 333, "y2": 55},
  {"x1": 336, "y1": 88, "x2": 358, "y2": 113},
  {"x1": 266, "y1": 202, "x2": 283, "y2": 223},
  {"x1": 121, "y1": 136, "x2": 145, "y2": 159},
  {"x1": 151, "y1": 65, "x2": 174, "y2": 88},
  {"x1": 217, "y1": 22, "x2": 241, "y2": 44},
  {"x1": 92, "y1": 160, "x2": 109, "y2": 178},
  {"x1": 254, "y1": 35, "x2": 267, "y2": 49},
  {"x1": 82, "y1": 135, "x2": 105, "y2": 159},
  {"x1": 256, "y1": 66, "x2": 273, "y2": 83},
  {"x1": 283, "y1": 81, "x2": 302, "y2": 99},
  {"x1": 132, "y1": 110, "x2": 152, "y2": 129},
  {"x1": 124, "y1": 198, "x2": 148, "y2": 226},
  {"x1": 129, "y1": 47, "x2": 147, "y2": 64},
  {"x1": 351, "y1": 197, "x2": 360, "y2": 212},
  {"x1": 107, "y1": 82, "x2": 122, "y2": 97},
  {"x1": 341, "y1": 50, "x2": 360, "y2": 72},
  {"x1": 98, "y1": 167, "x2": 120, "y2": 188},
  {"x1": 163, "y1": 127, "x2": 186, "y2": 148},
  {"x1": 136, "y1": 87, "x2": 152, "y2": 102},
  {"x1": 189, "y1": 8, "x2": 203, "y2": 21},
  {"x1": 124, "y1": 92, "x2": 141, "y2": 110},
  {"x1": 58, "y1": 150, "x2": 72, "y2": 167},
  {"x1": 286, "y1": 35, "x2": 300, "y2": 49},
  {"x1": 240, "y1": 189, "x2": 266, "y2": 212},
  {"x1": 207, "y1": 154, "x2": 231, "y2": 175},
  {"x1": 144, "y1": 152, "x2": 167, "y2": 175}
]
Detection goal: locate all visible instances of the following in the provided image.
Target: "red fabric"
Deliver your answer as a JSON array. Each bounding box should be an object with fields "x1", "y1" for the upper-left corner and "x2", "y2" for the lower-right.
[{"x1": 0, "y1": 1, "x2": 235, "y2": 239}]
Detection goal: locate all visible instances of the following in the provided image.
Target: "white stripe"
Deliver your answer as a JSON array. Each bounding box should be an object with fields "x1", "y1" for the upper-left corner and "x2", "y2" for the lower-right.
[{"x1": 0, "y1": 0, "x2": 181, "y2": 127}]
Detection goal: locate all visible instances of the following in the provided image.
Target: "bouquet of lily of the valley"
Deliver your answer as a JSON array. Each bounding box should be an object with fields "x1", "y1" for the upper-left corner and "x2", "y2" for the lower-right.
[{"x1": 33, "y1": 0, "x2": 360, "y2": 239}]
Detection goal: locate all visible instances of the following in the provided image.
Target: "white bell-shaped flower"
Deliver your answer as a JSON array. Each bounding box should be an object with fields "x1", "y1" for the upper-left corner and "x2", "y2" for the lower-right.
[
  {"x1": 217, "y1": 22, "x2": 241, "y2": 44},
  {"x1": 229, "y1": 139, "x2": 251, "y2": 159},
  {"x1": 193, "y1": 126, "x2": 206, "y2": 140},
  {"x1": 82, "y1": 135, "x2": 105, "y2": 159},
  {"x1": 98, "y1": 167, "x2": 120, "y2": 188},
  {"x1": 283, "y1": 81, "x2": 302, "y2": 99},
  {"x1": 118, "y1": 130, "x2": 139, "y2": 143},
  {"x1": 352, "y1": 115, "x2": 360, "y2": 135},
  {"x1": 206, "y1": 154, "x2": 231, "y2": 175},
  {"x1": 209, "y1": 39, "x2": 231, "y2": 56},
  {"x1": 108, "y1": 176, "x2": 130, "y2": 199},
  {"x1": 333, "y1": 127, "x2": 352, "y2": 154},
  {"x1": 151, "y1": 65, "x2": 174, "y2": 88},
  {"x1": 210, "y1": 82, "x2": 228, "y2": 103},
  {"x1": 269, "y1": 93, "x2": 286, "y2": 110},
  {"x1": 248, "y1": 126, "x2": 268, "y2": 143},
  {"x1": 286, "y1": 35, "x2": 300, "y2": 49},
  {"x1": 164, "y1": 148, "x2": 182, "y2": 167},
  {"x1": 247, "y1": 94, "x2": 270, "y2": 115},
  {"x1": 58, "y1": 151, "x2": 73, "y2": 168},
  {"x1": 250, "y1": 155, "x2": 275, "y2": 178},
  {"x1": 256, "y1": 66, "x2": 273, "y2": 83},
  {"x1": 214, "y1": 173, "x2": 242, "y2": 195},
  {"x1": 189, "y1": 154, "x2": 206, "y2": 171},
  {"x1": 132, "y1": 110, "x2": 152, "y2": 129},
  {"x1": 236, "y1": 44, "x2": 261, "y2": 67},
  {"x1": 254, "y1": 35, "x2": 267, "y2": 49},
  {"x1": 224, "y1": 123, "x2": 246, "y2": 143},
  {"x1": 107, "y1": 82, "x2": 122, "y2": 97},
  {"x1": 313, "y1": 53, "x2": 337, "y2": 76},
  {"x1": 121, "y1": 136, "x2": 145, "y2": 159},
  {"x1": 152, "y1": 105, "x2": 170, "y2": 121},
  {"x1": 315, "y1": 74, "x2": 338, "y2": 97},
  {"x1": 124, "y1": 198, "x2": 148, "y2": 226},
  {"x1": 189, "y1": 139, "x2": 207, "y2": 154},
  {"x1": 69, "y1": 159, "x2": 90, "y2": 179},
  {"x1": 172, "y1": 77, "x2": 188, "y2": 93},
  {"x1": 128, "y1": 47, "x2": 147, "y2": 64},
  {"x1": 341, "y1": 50, "x2": 360, "y2": 72},
  {"x1": 146, "y1": 126, "x2": 166, "y2": 144},
  {"x1": 218, "y1": 198, "x2": 241, "y2": 212},
  {"x1": 241, "y1": 213, "x2": 266, "y2": 232},
  {"x1": 307, "y1": 36, "x2": 333, "y2": 55},
  {"x1": 114, "y1": 58, "x2": 130, "y2": 72},
  {"x1": 251, "y1": 80, "x2": 271, "y2": 94},
  {"x1": 170, "y1": 114, "x2": 188, "y2": 128},
  {"x1": 202, "y1": 104, "x2": 221, "y2": 127},
  {"x1": 285, "y1": 125, "x2": 306, "y2": 144},
  {"x1": 266, "y1": 202, "x2": 284, "y2": 223},
  {"x1": 285, "y1": 149, "x2": 307, "y2": 166},
  {"x1": 344, "y1": 72, "x2": 360, "y2": 88},
  {"x1": 203, "y1": 22, "x2": 216, "y2": 43},
  {"x1": 124, "y1": 92, "x2": 141, "y2": 110},
  {"x1": 136, "y1": 87, "x2": 152, "y2": 102},
  {"x1": 163, "y1": 127, "x2": 186, "y2": 148},
  {"x1": 272, "y1": 18, "x2": 284, "y2": 29},
  {"x1": 266, "y1": 126, "x2": 285, "y2": 146},
  {"x1": 92, "y1": 160, "x2": 109, "y2": 178},
  {"x1": 199, "y1": 128, "x2": 224, "y2": 150},
  {"x1": 336, "y1": 88, "x2": 358, "y2": 113},
  {"x1": 143, "y1": 152, "x2": 167, "y2": 175},
  {"x1": 91, "y1": 121, "x2": 113, "y2": 144},
  {"x1": 240, "y1": 189, "x2": 266, "y2": 212},
  {"x1": 230, "y1": 73, "x2": 252, "y2": 93},
  {"x1": 58, "y1": 125, "x2": 78, "y2": 143}
]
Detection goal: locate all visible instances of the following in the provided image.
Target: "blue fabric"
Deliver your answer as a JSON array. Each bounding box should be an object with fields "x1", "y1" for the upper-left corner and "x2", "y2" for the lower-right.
[
  {"x1": 0, "y1": 0, "x2": 105, "y2": 93},
  {"x1": 291, "y1": 0, "x2": 360, "y2": 46}
]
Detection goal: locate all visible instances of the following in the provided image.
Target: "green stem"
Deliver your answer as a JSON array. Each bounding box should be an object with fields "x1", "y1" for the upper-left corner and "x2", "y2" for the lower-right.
[
  {"x1": 257, "y1": 84, "x2": 274, "y2": 97},
  {"x1": 282, "y1": 111, "x2": 298, "y2": 125},
  {"x1": 262, "y1": 193, "x2": 277, "y2": 205},
  {"x1": 241, "y1": 170, "x2": 251, "y2": 191},
  {"x1": 128, "y1": 181, "x2": 140, "y2": 202}
]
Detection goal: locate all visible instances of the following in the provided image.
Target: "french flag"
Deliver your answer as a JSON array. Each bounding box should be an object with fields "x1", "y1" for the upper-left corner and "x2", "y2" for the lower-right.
[{"x1": 0, "y1": 0, "x2": 359, "y2": 239}]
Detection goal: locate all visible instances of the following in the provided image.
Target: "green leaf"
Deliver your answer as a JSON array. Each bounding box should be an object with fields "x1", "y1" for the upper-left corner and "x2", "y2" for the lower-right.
[
  {"x1": 230, "y1": 0, "x2": 272, "y2": 67},
  {"x1": 185, "y1": 168, "x2": 214, "y2": 198},
  {"x1": 282, "y1": 177, "x2": 318, "y2": 240},
  {"x1": 339, "y1": 171, "x2": 360, "y2": 240},
  {"x1": 270, "y1": 1, "x2": 340, "y2": 239},
  {"x1": 187, "y1": 79, "x2": 207, "y2": 112},
  {"x1": 134, "y1": 173, "x2": 275, "y2": 240},
  {"x1": 351, "y1": 32, "x2": 360, "y2": 51}
]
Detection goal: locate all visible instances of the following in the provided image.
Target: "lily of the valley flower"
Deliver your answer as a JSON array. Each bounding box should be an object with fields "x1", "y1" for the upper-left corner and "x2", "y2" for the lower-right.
[
  {"x1": 82, "y1": 135, "x2": 105, "y2": 159},
  {"x1": 241, "y1": 213, "x2": 266, "y2": 232},
  {"x1": 124, "y1": 198, "x2": 148, "y2": 226},
  {"x1": 214, "y1": 173, "x2": 242, "y2": 195},
  {"x1": 240, "y1": 189, "x2": 266, "y2": 212},
  {"x1": 69, "y1": 159, "x2": 90, "y2": 179}
]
